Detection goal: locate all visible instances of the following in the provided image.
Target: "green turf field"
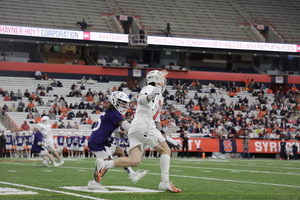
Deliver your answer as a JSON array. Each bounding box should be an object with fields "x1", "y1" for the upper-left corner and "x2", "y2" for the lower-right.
[{"x1": 0, "y1": 157, "x2": 299, "y2": 200}]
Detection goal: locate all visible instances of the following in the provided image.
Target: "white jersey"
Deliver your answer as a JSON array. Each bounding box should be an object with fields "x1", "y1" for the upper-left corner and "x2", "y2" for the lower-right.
[
  {"x1": 128, "y1": 85, "x2": 163, "y2": 134},
  {"x1": 40, "y1": 123, "x2": 54, "y2": 148}
]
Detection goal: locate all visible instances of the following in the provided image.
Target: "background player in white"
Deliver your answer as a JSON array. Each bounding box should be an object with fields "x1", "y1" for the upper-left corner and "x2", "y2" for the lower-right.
[
  {"x1": 32, "y1": 128, "x2": 59, "y2": 167},
  {"x1": 38, "y1": 116, "x2": 64, "y2": 166},
  {"x1": 87, "y1": 91, "x2": 147, "y2": 190},
  {"x1": 95, "y1": 70, "x2": 182, "y2": 193}
]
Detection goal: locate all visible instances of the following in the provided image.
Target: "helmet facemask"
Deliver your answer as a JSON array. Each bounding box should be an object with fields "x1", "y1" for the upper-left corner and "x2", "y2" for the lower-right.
[{"x1": 110, "y1": 91, "x2": 130, "y2": 115}]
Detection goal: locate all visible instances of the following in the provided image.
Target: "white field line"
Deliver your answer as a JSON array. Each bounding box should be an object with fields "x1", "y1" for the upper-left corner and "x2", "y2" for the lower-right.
[
  {"x1": 2, "y1": 161, "x2": 300, "y2": 189},
  {"x1": 0, "y1": 181, "x2": 107, "y2": 200}
]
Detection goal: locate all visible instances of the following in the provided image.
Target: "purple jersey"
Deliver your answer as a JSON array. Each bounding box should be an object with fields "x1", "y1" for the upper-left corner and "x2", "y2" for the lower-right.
[
  {"x1": 78, "y1": 136, "x2": 86, "y2": 147},
  {"x1": 88, "y1": 109, "x2": 123, "y2": 151},
  {"x1": 5, "y1": 135, "x2": 13, "y2": 145},
  {"x1": 57, "y1": 136, "x2": 65, "y2": 146},
  {"x1": 73, "y1": 136, "x2": 79, "y2": 146},
  {"x1": 66, "y1": 136, "x2": 73, "y2": 147},
  {"x1": 32, "y1": 131, "x2": 44, "y2": 154},
  {"x1": 25, "y1": 135, "x2": 33, "y2": 145},
  {"x1": 16, "y1": 136, "x2": 24, "y2": 146}
]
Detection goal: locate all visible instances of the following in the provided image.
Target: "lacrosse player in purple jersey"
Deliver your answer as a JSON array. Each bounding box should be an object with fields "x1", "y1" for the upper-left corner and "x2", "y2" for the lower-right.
[
  {"x1": 95, "y1": 70, "x2": 182, "y2": 193},
  {"x1": 87, "y1": 91, "x2": 147, "y2": 190},
  {"x1": 15, "y1": 132, "x2": 25, "y2": 158},
  {"x1": 5, "y1": 130, "x2": 14, "y2": 158}
]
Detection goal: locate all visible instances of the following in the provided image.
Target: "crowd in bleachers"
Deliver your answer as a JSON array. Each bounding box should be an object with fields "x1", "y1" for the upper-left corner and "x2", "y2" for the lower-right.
[{"x1": 0, "y1": 75, "x2": 300, "y2": 144}]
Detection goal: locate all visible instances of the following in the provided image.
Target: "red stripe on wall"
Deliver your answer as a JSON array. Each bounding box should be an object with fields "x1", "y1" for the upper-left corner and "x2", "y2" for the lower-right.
[
  {"x1": 1, "y1": 61, "x2": 300, "y2": 84},
  {"x1": 0, "y1": 61, "x2": 128, "y2": 76}
]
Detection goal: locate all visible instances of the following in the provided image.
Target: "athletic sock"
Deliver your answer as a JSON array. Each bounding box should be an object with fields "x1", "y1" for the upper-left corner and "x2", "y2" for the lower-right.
[{"x1": 160, "y1": 154, "x2": 170, "y2": 183}]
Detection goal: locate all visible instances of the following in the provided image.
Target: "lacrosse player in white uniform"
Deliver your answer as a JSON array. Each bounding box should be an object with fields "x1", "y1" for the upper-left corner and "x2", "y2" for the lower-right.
[
  {"x1": 38, "y1": 116, "x2": 64, "y2": 166},
  {"x1": 95, "y1": 70, "x2": 181, "y2": 193}
]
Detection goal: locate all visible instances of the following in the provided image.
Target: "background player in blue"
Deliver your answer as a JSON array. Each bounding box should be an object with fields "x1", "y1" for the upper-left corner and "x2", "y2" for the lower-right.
[
  {"x1": 56, "y1": 132, "x2": 65, "y2": 158},
  {"x1": 66, "y1": 133, "x2": 73, "y2": 158},
  {"x1": 87, "y1": 91, "x2": 147, "y2": 190},
  {"x1": 5, "y1": 130, "x2": 14, "y2": 158},
  {"x1": 25, "y1": 132, "x2": 33, "y2": 158},
  {"x1": 78, "y1": 133, "x2": 86, "y2": 158},
  {"x1": 15, "y1": 133, "x2": 25, "y2": 158},
  {"x1": 72, "y1": 133, "x2": 80, "y2": 157},
  {"x1": 32, "y1": 129, "x2": 60, "y2": 167}
]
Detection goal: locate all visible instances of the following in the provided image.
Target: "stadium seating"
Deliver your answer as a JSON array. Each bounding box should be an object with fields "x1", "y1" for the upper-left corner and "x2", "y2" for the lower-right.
[{"x1": 1, "y1": 0, "x2": 299, "y2": 43}]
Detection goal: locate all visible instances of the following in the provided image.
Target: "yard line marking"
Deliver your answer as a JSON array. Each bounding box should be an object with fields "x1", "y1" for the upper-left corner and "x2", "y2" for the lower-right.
[
  {"x1": 0, "y1": 181, "x2": 107, "y2": 200},
  {"x1": 3, "y1": 161, "x2": 300, "y2": 176},
  {"x1": 144, "y1": 163, "x2": 300, "y2": 176},
  {"x1": 2, "y1": 161, "x2": 300, "y2": 189},
  {"x1": 168, "y1": 174, "x2": 300, "y2": 189}
]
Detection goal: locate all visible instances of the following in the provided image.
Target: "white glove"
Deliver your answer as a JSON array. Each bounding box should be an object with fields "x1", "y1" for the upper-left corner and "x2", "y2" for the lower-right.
[{"x1": 150, "y1": 85, "x2": 162, "y2": 99}]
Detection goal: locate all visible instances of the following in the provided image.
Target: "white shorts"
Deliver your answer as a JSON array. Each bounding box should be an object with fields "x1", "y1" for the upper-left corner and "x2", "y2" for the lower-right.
[
  {"x1": 92, "y1": 145, "x2": 117, "y2": 160},
  {"x1": 128, "y1": 127, "x2": 165, "y2": 152},
  {"x1": 16, "y1": 146, "x2": 24, "y2": 151},
  {"x1": 72, "y1": 145, "x2": 79, "y2": 151},
  {"x1": 67, "y1": 146, "x2": 73, "y2": 150},
  {"x1": 39, "y1": 149, "x2": 49, "y2": 156},
  {"x1": 78, "y1": 147, "x2": 84, "y2": 151},
  {"x1": 27, "y1": 145, "x2": 32, "y2": 149},
  {"x1": 6, "y1": 145, "x2": 12, "y2": 150},
  {"x1": 57, "y1": 145, "x2": 64, "y2": 152},
  {"x1": 44, "y1": 143, "x2": 55, "y2": 152}
]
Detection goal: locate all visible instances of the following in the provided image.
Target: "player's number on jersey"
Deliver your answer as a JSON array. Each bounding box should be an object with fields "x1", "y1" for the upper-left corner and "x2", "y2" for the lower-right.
[{"x1": 92, "y1": 118, "x2": 102, "y2": 131}]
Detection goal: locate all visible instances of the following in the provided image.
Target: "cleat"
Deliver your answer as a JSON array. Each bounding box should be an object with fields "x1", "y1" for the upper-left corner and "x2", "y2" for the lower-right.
[
  {"x1": 42, "y1": 157, "x2": 50, "y2": 167},
  {"x1": 159, "y1": 181, "x2": 182, "y2": 193},
  {"x1": 87, "y1": 180, "x2": 108, "y2": 191},
  {"x1": 129, "y1": 170, "x2": 147, "y2": 184},
  {"x1": 94, "y1": 158, "x2": 107, "y2": 183},
  {"x1": 59, "y1": 160, "x2": 65, "y2": 165},
  {"x1": 53, "y1": 162, "x2": 60, "y2": 167}
]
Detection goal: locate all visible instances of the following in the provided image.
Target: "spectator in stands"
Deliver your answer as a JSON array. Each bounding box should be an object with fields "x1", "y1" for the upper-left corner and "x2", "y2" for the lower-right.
[
  {"x1": 80, "y1": 116, "x2": 87, "y2": 124},
  {"x1": 35, "y1": 70, "x2": 43, "y2": 80},
  {"x1": 66, "y1": 121, "x2": 74, "y2": 129},
  {"x1": 87, "y1": 116, "x2": 93, "y2": 125},
  {"x1": 58, "y1": 122, "x2": 66, "y2": 129},
  {"x1": 87, "y1": 77, "x2": 95, "y2": 84},
  {"x1": 1, "y1": 104, "x2": 9, "y2": 115},
  {"x1": 16, "y1": 89, "x2": 22, "y2": 100},
  {"x1": 57, "y1": 81, "x2": 63, "y2": 87},
  {"x1": 165, "y1": 23, "x2": 172, "y2": 37},
  {"x1": 27, "y1": 111, "x2": 35, "y2": 119},
  {"x1": 111, "y1": 58, "x2": 119, "y2": 66},
  {"x1": 77, "y1": 19, "x2": 91, "y2": 31},
  {"x1": 76, "y1": 110, "x2": 83, "y2": 118},
  {"x1": 21, "y1": 120, "x2": 30, "y2": 131},
  {"x1": 17, "y1": 99, "x2": 25, "y2": 112},
  {"x1": 4, "y1": 94, "x2": 10, "y2": 101},
  {"x1": 73, "y1": 122, "x2": 79, "y2": 129},
  {"x1": 67, "y1": 111, "x2": 75, "y2": 120},
  {"x1": 9, "y1": 103, "x2": 17, "y2": 112},
  {"x1": 52, "y1": 121, "x2": 59, "y2": 129}
]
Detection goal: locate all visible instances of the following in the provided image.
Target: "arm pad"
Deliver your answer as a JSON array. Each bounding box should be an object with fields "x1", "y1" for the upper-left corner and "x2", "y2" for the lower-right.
[{"x1": 138, "y1": 94, "x2": 150, "y2": 105}]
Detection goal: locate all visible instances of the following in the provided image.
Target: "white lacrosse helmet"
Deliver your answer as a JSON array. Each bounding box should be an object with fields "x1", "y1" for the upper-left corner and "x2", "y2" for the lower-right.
[
  {"x1": 146, "y1": 70, "x2": 167, "y2": 86},
  {"x1": 110, "y1": 91, "x2": 130, "y2": 115},
  {"x1": 41, "y1": 116, "x2": 50, "y2": 124}
]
